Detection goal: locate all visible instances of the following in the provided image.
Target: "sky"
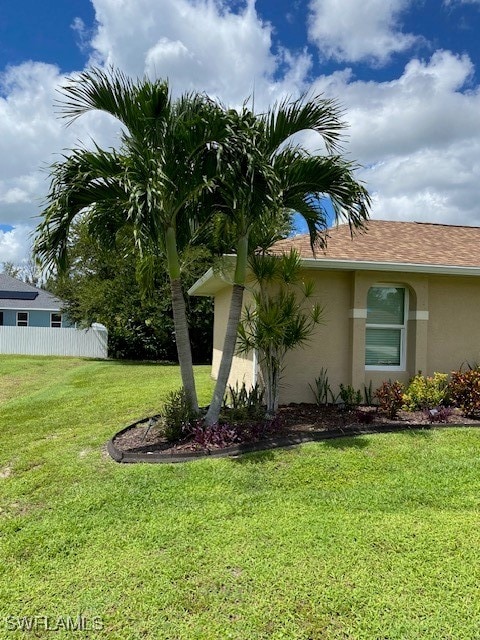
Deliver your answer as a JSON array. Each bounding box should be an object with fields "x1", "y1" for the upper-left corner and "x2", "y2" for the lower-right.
[{"x1": 1, "y1": 0, "x2": 480, "y2": 263}]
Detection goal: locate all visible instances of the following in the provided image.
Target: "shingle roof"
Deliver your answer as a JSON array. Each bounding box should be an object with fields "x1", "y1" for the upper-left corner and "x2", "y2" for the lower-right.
[
  {"x1": 0, "y1": 273, "x2": 63, "y2": 310},
  {"x1": 271, "y1": 220, "x2": 480, "y2": 268}
]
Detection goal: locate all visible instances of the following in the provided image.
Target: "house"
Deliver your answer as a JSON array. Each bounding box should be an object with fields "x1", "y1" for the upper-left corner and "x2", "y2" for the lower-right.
[
  {"x1": 0, "y1": 273, "x2": 107, "y2": 358},
  {"x1": 0, "y1": 273, "x2": 72, "y2": 329},
  {"x1": 189, "y1": 220, "x2": 480, "y2": 403}
]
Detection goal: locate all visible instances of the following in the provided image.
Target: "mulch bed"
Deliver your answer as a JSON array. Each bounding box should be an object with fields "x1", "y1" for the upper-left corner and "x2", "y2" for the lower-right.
[{"x1": 110, "y1": 404, "x2": 480, "y2": 461}]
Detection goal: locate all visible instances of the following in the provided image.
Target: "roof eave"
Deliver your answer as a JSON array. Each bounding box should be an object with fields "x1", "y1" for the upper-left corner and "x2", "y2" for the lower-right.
[
  {"x1": 300, "y1": 258, "x2": 480, "y2": 276},
  {"x1": 0, "y1": 305, "x2": 62, "y2": 311},
  {"x1": 189, "y1": 256, "x2": 480, "y2": 298},
  {"x1": 188, "y1": 256, "x2": 236, "y2": 297}
]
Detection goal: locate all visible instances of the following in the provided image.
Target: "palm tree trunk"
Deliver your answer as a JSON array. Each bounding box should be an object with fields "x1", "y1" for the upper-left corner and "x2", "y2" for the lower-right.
[
  {"x1": 165, "y1": 226, "x2": 199, "y2": 414},
  {"x1": 205, "y1": 234, "x2": 249, "y2": 426},
  {"x1": 205, "y1": 283, "x2": 245, "y2": 425},
  {"x1": 261, "y1": 352, "x2": 277, "y2": 418}
]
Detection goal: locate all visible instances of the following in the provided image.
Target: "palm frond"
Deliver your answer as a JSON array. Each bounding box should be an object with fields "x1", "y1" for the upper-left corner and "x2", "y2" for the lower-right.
[
  {"x1": 34, "y1": 146, "x2": 128, "y2": 272},
  {"x1": 274, "y1": 151, "x2": 370, "y2": 249},
  {"x1": 57, "y1": 67, "x2": 171, "y2": 141},
  {"x1": 262, "y1": 93, "x2": 346, "y2": 156}
]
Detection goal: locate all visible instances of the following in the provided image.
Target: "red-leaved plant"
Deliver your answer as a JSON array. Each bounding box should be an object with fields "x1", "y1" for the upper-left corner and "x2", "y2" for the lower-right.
[
  {"x1": 374, "y1": 380, "x2": 405, "y2": 419},
  {"x1": 448, "y1": 367, "x2": 480, "y2": 417}
]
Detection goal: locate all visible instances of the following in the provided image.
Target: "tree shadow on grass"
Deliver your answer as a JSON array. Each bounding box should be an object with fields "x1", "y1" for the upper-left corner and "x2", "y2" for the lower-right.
[
  {"x1": 321, "y1": 435, "x2": 371, "y2": 450},
  {"x1": 232, "y1": 449, "x2": 277, "y2": 464},
  {"x1": 102, "y1": 359, "x2": 179, "y2": 366},
  {"x1": 232, "y1": 433, "x2": 372, "y2": 462},
  {"x1": 403, "y1": 427, "x2": 434, "y2": 439}
]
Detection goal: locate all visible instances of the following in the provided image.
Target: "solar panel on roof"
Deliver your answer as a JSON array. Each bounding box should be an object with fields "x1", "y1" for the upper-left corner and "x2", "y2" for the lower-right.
[{"x1": 0, "y1": 290, "x2": 38, "y2": 300}]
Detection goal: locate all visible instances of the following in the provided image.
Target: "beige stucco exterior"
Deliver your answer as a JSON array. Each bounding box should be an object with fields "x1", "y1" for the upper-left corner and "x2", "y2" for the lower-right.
[
  {"x1": 212, "y1": 285, "x2": 255, "y2": 389},
  {"x1": 210, "y1": 268, "x2": 480, "y2": 404}
]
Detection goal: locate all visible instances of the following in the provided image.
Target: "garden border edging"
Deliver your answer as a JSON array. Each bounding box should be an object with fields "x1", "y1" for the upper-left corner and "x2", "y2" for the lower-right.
[{"x1": 107, "y1": 419, "x2": 480, "y2": 464}]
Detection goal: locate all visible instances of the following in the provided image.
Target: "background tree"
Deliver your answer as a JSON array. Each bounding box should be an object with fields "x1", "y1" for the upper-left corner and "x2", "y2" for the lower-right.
[
  {"x1": 2, "y1": 259, "x2": 43, "y2": 287},
  {"x1": 48, "y1": 220, "x2": 213, "y2": 362}
]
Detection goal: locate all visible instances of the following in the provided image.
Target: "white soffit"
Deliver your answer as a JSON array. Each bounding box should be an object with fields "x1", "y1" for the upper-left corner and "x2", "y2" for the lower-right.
[{"x1": 301, "y1": 258, "x2": 480, "y2": 277}]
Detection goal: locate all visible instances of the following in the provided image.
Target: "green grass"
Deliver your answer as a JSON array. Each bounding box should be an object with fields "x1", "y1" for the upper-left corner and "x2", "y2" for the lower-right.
[{"x1": 1, "y1": 356, "x2": 480, "y2": 639}]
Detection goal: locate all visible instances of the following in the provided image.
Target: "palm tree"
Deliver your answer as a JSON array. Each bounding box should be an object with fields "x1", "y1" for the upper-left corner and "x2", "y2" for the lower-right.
[
  {"x1": 34, "y1": 68, "x2": 225, "y2": 413},
  {"x1": 237, "y1": 249, "x2": 324, "y2": 416},
  {"x1": 203, "y1": 96, "x2": 370, "y2": 426}
]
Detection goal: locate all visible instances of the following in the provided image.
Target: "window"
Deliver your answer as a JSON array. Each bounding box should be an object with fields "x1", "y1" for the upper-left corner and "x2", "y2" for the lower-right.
[
  {"x1": 0, "y1": 312, "x2": 3, "y2": 326},
  {"x1": 16, "y1": 312, "x2": 28, "y2": 327},
  {"x1": 51, "y1": 313, "x2": 62, "y2": 328},
  {"x1": 365, "y1": 286, "x2": 407, "y2": 370}
]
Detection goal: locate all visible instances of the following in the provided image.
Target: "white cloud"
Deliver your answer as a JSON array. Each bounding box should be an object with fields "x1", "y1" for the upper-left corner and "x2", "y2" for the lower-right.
[
  {"x1": 71, "y1": 17, "x2": 91, "y2": 54},
  {"x1": 308, "y1": 0, "x2": 421, "y2": 65},
  {"x1": 0, "y1": 225, "x2": 32, "y2": 263},
  {"x1": 444, "y1": 0, "x2": 480, "y2": 4},
  {"x1": 0, "y1": 61, "x2": 123, "y2": 232},
  {"x1": 314, "y1": 51, "x2": 477, "y2": 162},
  {"x1": 0, "y1": 0, "x2": 313, "y2": 262},
  {"x1": 88, "y1": 0, "x2": 311, "y2": 106},
  {"x1": 2, "y1": 0, "x2": 480, "y2": 265},
  {"x1": 311, "y1": 51, "x2": 480, "y2": 224},
  {"x1": 90, "y1": 0, "x2": 263, "y2": 103}
]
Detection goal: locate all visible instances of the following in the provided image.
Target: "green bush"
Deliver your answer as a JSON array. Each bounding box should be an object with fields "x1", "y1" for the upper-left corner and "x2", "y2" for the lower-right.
[
  {"x1": 223, "y1": 382, "x2": 265, "y2": 421},
  {"x1": 363, "y1": 381, "x2": 374, "y2": 406},
  {"x1": 339, "y1": 384, "x2": 362, "y2": 410},
  {"x1": 448, "y1": 367, "x2": 480, "y2": 417},
  {"x1": 403, "y1": 372, "x2": 448, "y2": 411},
  {"x1": 161, "y1": 388, "x2": 196, "y2": 442},
  {"x1": 310, "y1": 368, "x2": 337, "y2": 406},
  {"x1": 374, "y1": 380, "x2": 405, "y2": 419}
]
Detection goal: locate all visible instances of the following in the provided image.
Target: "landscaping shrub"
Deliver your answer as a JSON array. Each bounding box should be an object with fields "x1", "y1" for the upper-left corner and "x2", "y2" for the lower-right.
[
  {"x1": 363, "y1": 381, "x2": 374, "y2": 406},
  {"x1": 192, "y1": 422, "x2": 240, "y2": 449},
  {"x1": 403, "y1": 372, "x2": 449, "y2": 411},
  {"x1": 161, "y1": 387, "x2": 196, "y2": 442},
  {"x1": 339, "y1": 384, "x2": 362, "y2": 410},
  {"x1": 449, "y1": 367, "x2": 480, "y2": 417},
  {"x1": 374, "y1": 380, "x2": 405, "y2": 419},
  {"x1": 356, "y1": 408, "x2": 376, "y2": 424},
  {"x1": 223, "y1": 382, "x2": 265, "y2": 421},
  {"x1": 191, "y1": 415, "x2": 280, "y2": 449},
  {"x1": 424, "y1": 406, "x2": 454, "y2": 423},
  {"x1": 309, "y1": 368, "x2": 337, "y2": 405}
]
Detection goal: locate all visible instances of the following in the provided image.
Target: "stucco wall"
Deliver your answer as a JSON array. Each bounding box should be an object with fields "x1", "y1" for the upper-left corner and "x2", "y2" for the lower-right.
[
  {"x1": 279, "y1": 269, "x2": 352, "y2": 404},
  {"x1": 212, "y1": 286, "x2": 254, "y2": 388},
  {"x1": 427, "y1": 275, "x2": 480, "y2": 373},
  {"x1": 275, "y1": 268, "x2": 428, "y2": 403},
  {"x1": 212, "y1": 268, "x2": 480, "y2": 405}
]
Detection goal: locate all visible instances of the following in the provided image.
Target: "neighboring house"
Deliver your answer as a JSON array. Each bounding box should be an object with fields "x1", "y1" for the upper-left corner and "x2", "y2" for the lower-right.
[
  {"x1": 0, "y1": 273, "x2": 107, "y2": 358},
  {"x1": 0, "y1": 273, "x2": 72, "y2": 329},
  {"x1": 189, "y1": 220, "x2": 480, "y2": 404}
]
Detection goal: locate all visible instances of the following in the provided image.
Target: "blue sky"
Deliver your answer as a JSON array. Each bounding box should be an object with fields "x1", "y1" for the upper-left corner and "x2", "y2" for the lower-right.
[
  {"x1": 2, "y1": 1, "x2": 480, "y2": 82},
  {"x1": 1, "y1": 0, "x2": 480, "y2": 261}
]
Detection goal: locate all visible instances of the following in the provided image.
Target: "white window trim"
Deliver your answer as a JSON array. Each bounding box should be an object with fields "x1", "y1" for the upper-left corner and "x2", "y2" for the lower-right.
[
  {"x1": 16, "y1": 311, "x2": 29, "y2": 327},
  {"x1": 50, "y1": 312, "x2": 62, "y2": 328},
  {"x1": 365, "y1": 285, "x2": 408, "y2": 372}
]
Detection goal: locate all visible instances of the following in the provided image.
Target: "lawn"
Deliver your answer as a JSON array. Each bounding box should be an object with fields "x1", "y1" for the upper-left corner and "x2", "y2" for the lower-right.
[{"x1": 1, "y1": 356, "x2": 480, "y2": 639}]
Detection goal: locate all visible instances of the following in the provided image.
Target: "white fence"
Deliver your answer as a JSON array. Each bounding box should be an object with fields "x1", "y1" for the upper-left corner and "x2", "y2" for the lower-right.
[{"x1": 0, "y1": 324, "x2": 108, "y2": 359}]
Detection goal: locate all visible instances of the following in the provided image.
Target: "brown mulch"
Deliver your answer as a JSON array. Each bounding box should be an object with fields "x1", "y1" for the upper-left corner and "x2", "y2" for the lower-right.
[{"x1": 113, "y1": 404, "x2": 480, "y2": 456}]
